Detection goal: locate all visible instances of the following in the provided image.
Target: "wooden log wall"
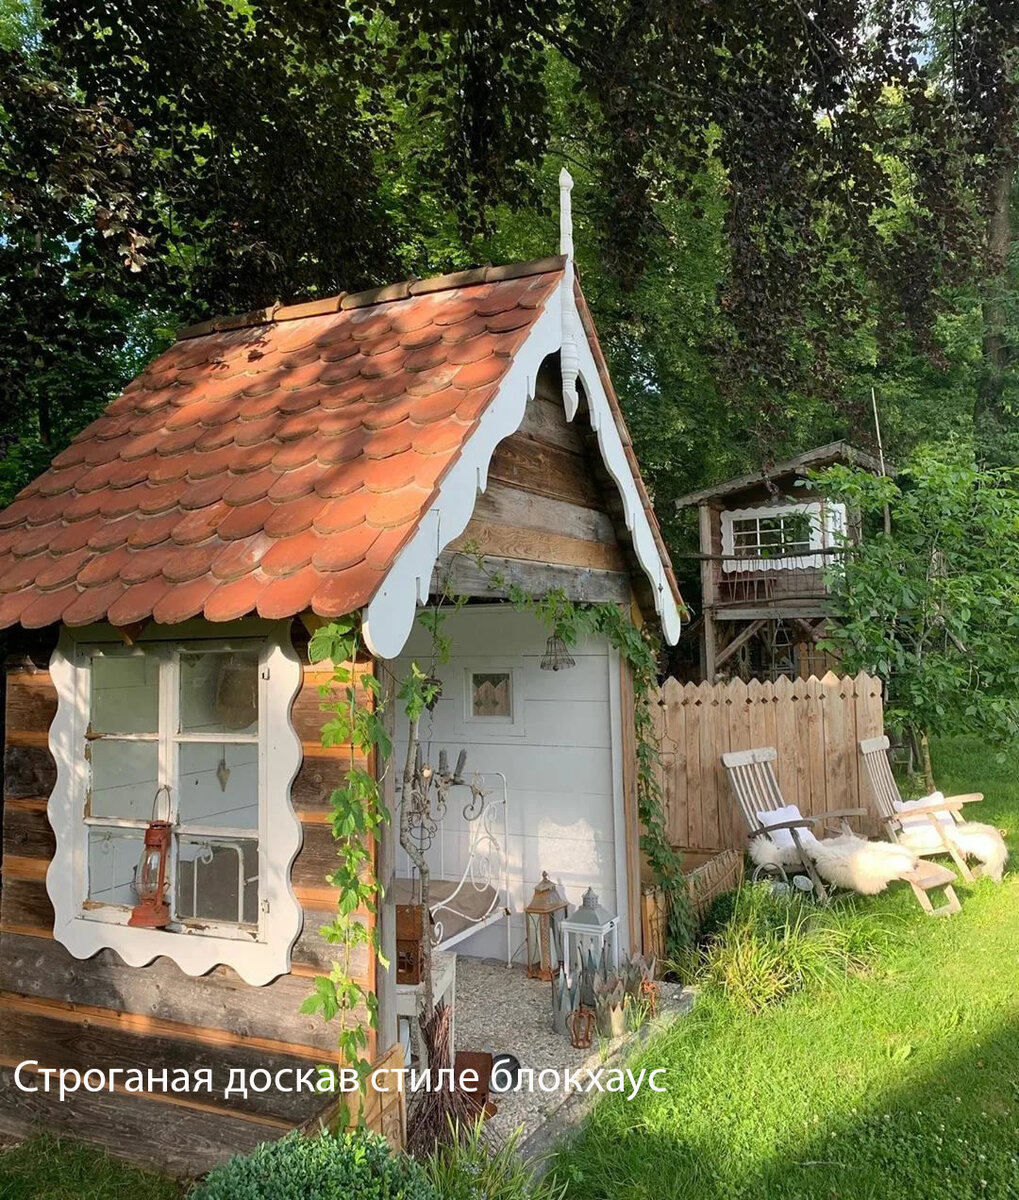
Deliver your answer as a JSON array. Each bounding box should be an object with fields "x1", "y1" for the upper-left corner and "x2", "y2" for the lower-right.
[
  {"x1": 653, "y1": 671, "x2": 884, "y2": 855},
  {"x1": 439, "y1": 363, "x2": 637, "y2": 608},
  {"x1": 0, "y1": 621, "x2": 393, "y2": 1177}
]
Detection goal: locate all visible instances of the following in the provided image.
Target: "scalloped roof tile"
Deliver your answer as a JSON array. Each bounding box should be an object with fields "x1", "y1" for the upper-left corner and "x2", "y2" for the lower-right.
[{"x1": 0, "y1": 259, "x2": 565, "y2": 629}]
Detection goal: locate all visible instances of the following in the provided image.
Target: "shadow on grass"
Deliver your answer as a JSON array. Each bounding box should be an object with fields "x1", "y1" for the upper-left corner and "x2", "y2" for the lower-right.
[{"x1": 556, "y1": 987, "x2": 1019, "y2": 1200}]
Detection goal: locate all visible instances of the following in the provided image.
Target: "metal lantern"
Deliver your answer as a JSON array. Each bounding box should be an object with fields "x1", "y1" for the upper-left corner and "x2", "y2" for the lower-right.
[
  {"x1": 129, "y1": 786, "x2": 172, "y2": 929},
  {"x1": 129, "y1": 821, "x2": 171, "y2": 928},
  {"x1": 568, "y1": 1006, "x2": 596, "y2": 1049},
  {"x1": 525, "y1": 871, "x2": 567, "y2": 981},
  {"x1": 560, "y1": 886, "x2": 620, "y2": 977},
  {"x1": 540, "y1": 633, "x2": 575, "y2": 672}
]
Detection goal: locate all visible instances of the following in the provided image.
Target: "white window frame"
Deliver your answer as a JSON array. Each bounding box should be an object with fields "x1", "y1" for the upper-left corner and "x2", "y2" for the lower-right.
[
  {"x1": 47, "y1": 621, "x2": 304, "y2": 985},
  {"x1": 720, "y1": 500, "x2": 846, "y2": 572}
]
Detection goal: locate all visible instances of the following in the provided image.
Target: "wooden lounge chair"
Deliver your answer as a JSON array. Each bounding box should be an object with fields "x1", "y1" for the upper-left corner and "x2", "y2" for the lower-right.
[
  {"x1": 721, "y1": 747, "x2": 867, "y2": 904},
  {"x1": 860, "y1": 735, "x2": 985, "y2": 884},
  {"x1": 723, "y1": 746, "x2": 961, "y2": 916}
]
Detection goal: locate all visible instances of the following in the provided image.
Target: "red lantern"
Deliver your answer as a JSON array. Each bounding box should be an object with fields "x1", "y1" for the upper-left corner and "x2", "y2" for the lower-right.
[{"x1": 129, "y1": 809, "x2": 172, "y2": 929}]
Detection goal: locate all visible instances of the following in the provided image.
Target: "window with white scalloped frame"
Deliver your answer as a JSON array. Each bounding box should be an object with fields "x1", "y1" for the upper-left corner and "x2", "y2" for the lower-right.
[
  {"x1": 720, "y1": 500, "x2": 847, "y2": 572},
  {"x1": 47, "y1": 623, "x2": 304, "y2": 985}
]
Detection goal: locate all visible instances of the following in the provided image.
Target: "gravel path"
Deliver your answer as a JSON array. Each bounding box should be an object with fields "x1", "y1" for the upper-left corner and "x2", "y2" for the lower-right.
[{"x1": 452, "y1": 957, "x2": 691, "y2": 1147}]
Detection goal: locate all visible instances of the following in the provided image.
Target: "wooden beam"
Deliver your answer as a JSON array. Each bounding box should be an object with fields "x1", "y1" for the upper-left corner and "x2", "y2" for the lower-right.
[
  {"x1": 5, "y1": 730, "x2": 49, "y2": 749},
  {"x1": 0, "y1": 992, "x2": 329, "y2": 1063},
  {"x1": 714, "y1": 619, "x2": 767, "y2": 669},
  {"x1": 699, "y1": 505, "x2": 716, "y2": 679},
  {"x1": 470, "y1": 481, "x2": 618, "y2": 544},
  {"x1": 0, "y1": 933, "x2": 341, "y2": 1052},
  {"x1": 1, "y1": 855, "x2": 48, "y2": 882},
  {"x1": 449, "y1": 521, "x2": 625, "y2": 573},
  {"x1": 433, "y1": 552, "x2": 630, "y2": 604},
  {"x1": 618, "y1": 656, "x2": 642, "y2": 953},
  {"x1": 791, "y1": 616, "x2": 826, "y2": 643},
  {"x1": 713, "y1": 606, "x2": 829, "y2": 621}
]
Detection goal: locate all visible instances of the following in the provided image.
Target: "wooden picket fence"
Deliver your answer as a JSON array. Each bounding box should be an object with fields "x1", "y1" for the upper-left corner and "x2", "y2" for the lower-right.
[{"x1": 653, "y1": 672, "x2": 884, "y2": 855}]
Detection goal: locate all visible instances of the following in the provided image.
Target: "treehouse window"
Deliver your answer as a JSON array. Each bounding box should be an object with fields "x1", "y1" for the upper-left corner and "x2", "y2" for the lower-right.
[
  {"x1": 721, "y1": 501, "x2": 846, "y2": 572},
  {"x1": 48, "y1": 625, "x2": 304, "y2": 985}
]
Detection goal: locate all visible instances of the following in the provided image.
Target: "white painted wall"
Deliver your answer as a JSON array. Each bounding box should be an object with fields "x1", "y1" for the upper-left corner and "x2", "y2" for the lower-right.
[{"x1": 392, "y1": 606, "x2": 629, "y2": 963}]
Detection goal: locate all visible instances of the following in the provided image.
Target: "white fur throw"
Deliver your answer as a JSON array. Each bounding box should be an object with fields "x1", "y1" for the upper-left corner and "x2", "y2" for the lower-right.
[
  {"x1": 750, "y1": 833, "x2": 919, "y2": 895},
  {"x1": 897, "y1": 820, "x2": 1008, "y2": 882}
]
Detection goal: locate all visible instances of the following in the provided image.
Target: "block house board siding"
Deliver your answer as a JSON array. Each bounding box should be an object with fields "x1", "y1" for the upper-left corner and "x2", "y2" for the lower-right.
[
  {"x1": 437, "y1": 366, "x2": 639, "y2": 613},
  {"x1": 0, "y1": 620, "x2": 392, "y2": 1175},
  {"x1": 393, "y1": 606, "x2": 630, "y2": 963}
]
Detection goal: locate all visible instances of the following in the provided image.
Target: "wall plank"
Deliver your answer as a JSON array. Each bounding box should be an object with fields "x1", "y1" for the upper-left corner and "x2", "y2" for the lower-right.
[
  {"x1": 0, "y1": 934, "x2": 338, "y2": 1052},
  {"x1": 3, "y1": 802, "x2": 56, "y2": 861},
  {"x1": 0, "y1": 1003, "x2": 326, "y2": 1122},
  {"x1": 487, "y1": 431, "x2": 603, "y2": 508},
  {"x1": 0, "y1": 1066, "x2": 275, "y2": 1177}
]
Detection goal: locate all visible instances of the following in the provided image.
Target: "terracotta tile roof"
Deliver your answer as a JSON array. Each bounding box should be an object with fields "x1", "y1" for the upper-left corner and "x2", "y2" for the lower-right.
[{"x1": 0, "y1": 258, "x2": 564, "y2": 630}]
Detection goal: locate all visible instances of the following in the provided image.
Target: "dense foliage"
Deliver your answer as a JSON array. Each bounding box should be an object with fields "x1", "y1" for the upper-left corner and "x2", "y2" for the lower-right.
[
  {"x1": 3, "y1": 1, "x2": 1019, "y2": 557},
  {"x1": 817, "y1": 449, "x2": 1019, "y2": 753},
  {"x1": 191, "y1": 1130, "x2": 438, "y2": 1200}
]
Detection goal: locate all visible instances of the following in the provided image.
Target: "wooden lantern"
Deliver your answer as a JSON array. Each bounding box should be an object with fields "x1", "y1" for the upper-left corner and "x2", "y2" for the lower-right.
[
  {"x1": 525, "y1": 872, "x2": 567, "y2": 981},
  {"x1": 129, "y1": 820, "x2": 172, "y2": 928}
]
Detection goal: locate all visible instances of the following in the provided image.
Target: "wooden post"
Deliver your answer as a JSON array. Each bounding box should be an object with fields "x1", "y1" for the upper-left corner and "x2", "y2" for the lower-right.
[
  {"x1": 375, "y1": 660, "x2": 397, "y2": 1051},
  {"x1": 699, "y1": 504, "x2": 716, "y2": 680},
  {"x1": 618, "y1": 656, "x2": 643, "y2": 953}
]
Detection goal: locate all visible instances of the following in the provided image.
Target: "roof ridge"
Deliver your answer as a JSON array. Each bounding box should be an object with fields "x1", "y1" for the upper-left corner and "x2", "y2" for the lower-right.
[{"x1": 176, "y1": 254, "x2": 567, "y2": 341}]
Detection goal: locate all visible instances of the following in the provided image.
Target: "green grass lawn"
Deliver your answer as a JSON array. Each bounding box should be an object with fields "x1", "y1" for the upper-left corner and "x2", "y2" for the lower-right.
[
  {"x1": 551, "y1": 734, "x2": 1019, "y2": 1199},
  {"x1": 2, "y1": 735, "x2": 1017, "y2": 1199},
  {"x1": 0, "y1": 1135, "x2": 181, "y2": 1200}
]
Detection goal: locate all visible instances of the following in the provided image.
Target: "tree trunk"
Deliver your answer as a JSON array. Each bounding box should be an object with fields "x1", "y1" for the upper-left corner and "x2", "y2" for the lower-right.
[
  {"x1": 918, "y1": 730, "x2": 936, "y2": 795},
  {"x1": 976, "y1": 162, "x2": 1016, "y2": 455}
]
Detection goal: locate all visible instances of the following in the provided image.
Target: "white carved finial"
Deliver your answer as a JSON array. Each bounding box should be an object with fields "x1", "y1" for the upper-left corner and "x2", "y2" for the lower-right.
[
  {"x1": 558, "y1": 167, "x2": 579, "y2": 420},
  {"x1": 559, "y1": 167, "x2": 574, "y2": 258}
]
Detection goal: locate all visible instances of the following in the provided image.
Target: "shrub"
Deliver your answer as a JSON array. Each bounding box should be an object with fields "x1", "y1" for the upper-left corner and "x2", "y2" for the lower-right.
[
  {"x1": 191, "y1": 1129, "x2": 439, "y2": 1200},
  {"x1": 419, "y1": 1119, "x2": 566, "y2": 1200},
  {"x1": 697, "y1": 884, "x2": 885, "y2": 1013}
]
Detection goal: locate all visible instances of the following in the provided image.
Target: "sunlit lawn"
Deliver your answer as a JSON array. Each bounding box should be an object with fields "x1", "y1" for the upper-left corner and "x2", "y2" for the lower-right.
[{"x1": 552, "y1": 735, "x2": 1019, "y2": 1199}]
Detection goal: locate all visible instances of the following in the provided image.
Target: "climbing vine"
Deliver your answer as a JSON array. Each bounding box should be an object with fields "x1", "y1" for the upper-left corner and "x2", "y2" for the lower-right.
[
  {"x1": 300, "y1": 617, "x2": 390, "y2": 1090},
  {"x1": 300, "y1": 605, "x2": 450, "y2": 1099}
]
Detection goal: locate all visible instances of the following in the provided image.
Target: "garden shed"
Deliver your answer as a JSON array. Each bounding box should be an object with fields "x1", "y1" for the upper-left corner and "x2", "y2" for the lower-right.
[{"x1": 0, "y1": 175, "x2": 683, "y2": 1174}]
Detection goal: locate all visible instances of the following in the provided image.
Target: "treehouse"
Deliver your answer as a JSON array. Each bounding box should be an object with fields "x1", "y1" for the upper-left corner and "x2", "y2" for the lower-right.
[
  {"x1": 676, "y1": 442, "x2": 886, "y2": 682},
  {"x1": 0, "y1": 174, "x2": 683, "y2": 1173}
]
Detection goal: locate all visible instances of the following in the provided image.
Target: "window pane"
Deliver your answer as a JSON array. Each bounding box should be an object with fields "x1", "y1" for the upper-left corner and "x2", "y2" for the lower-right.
[
  {"x1": 90, "y1": 652, "x2": 158, "y2": 734},
  {"x1": 471, "y1": 672, "x2": 512, "y2": 718},
  {"x1": 87, "y1": 827, "x2": 144, "y2": 907},
  {"x1": 176, "y1": 837, "x2": 258, "y2": 925},
  {"x1": 178, "y1": 742, "x2": 258, "y2": 829},
  {"x1": 179, "y1": 651, "x2": 259, "y2": 735},
  {"x1": 89, "y1": 739, "x2": 159, "y2": 820}
]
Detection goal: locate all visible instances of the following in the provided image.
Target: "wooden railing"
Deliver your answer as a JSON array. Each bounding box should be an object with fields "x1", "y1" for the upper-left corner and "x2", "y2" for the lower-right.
[{"x1": 652, "y1": 671, "x2": 884, "y2": 855}]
